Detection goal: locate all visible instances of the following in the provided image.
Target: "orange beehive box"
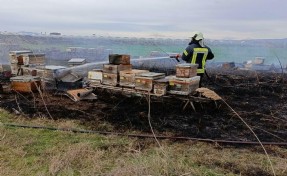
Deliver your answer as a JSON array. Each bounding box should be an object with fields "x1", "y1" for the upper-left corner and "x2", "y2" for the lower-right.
[{"x1": 10, "y1": 76, "x2": 41, "y2": 93}]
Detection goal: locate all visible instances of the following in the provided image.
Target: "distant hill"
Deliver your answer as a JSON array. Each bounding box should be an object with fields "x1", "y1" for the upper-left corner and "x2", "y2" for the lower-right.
[{"x1": 1, "y1": 34, "x2": 287, "y2": 66}]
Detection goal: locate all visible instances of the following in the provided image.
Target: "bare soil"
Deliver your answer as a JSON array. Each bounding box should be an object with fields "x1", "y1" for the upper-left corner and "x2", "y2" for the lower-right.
[{"x1": 1, "y1": 69, "x2": 287, "y2": 143}]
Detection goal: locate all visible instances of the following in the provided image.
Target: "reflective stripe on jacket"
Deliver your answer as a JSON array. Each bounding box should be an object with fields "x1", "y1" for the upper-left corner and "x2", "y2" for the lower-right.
[
  {"x1": 192, "y1": 48, "x2": 208, "y2": 73},
  {"x1": 182, "y1": 41, "x2": 214, "y2": 74}
]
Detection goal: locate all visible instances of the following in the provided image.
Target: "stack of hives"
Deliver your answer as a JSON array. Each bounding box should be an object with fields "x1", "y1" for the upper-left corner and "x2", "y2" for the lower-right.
[
  {"x1": 149, "y1": 63, "x2": 200, "y2": 96},
  {"x1": 87, "y1": 55, "x2": 202, "y2": 96},
  {"x1": 8, "y1": 51, "x2": 44, "y2": 92},
  {"x1": 9, "y1": 51, "x2": 46, "y2": 77},
  {"x1": 167, "y1": 63, "x2": 200, "y2": 95},
  {"x1": 102, "y1": 54, "x2": 167, "y2": 90},
  {"x1": 9, "y1": 50, "x2": 33, "y2": 75},
  {"x1": 8, "y1": 51, "x2": 65, "y2": 92},
  {"x1": 102, "y1": 54, "x2": 133, "y2": 86},
  {"x1": 88, "y1": 54, "x2": 167, "y2": 95}
]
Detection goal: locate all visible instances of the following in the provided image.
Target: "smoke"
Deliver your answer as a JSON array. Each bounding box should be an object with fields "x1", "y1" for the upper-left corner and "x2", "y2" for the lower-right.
[{"x1": 0, "y1": 34, "x2": 286, "y2": 69}]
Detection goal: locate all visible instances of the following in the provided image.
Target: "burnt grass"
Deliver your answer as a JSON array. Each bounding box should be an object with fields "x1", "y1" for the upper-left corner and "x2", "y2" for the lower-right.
[{"x1": 1, "y1": 69, "x2": 287, "y2": 143}]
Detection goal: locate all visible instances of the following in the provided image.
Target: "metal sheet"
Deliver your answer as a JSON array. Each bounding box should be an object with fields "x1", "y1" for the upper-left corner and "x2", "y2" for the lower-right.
[
  {"x1": 68, "y1": 58, "x2": 86, "y2": 63},
  {"x1": 66, "y1": 88, "x2": 97, "y2": 102}
]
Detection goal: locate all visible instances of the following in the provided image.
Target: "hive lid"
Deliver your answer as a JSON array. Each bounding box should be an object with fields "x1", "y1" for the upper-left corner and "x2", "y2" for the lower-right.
[
  {"x1": 45, "y1": 65, "x2": 67, "y2": 70},
  {"x1": 169, "y1": 75, "x2": 201, "y2": 82},
  {"x1": 154, "y1": 76, "x2": 173, "y2": 83},
  {"x1": 9, "y1": 50, "x2": 32, "y2": 55},
  {"x1": 10, "y1": 76, "x2": 41, "y2": 82},
  {"x1": 136, "y1": 72, "x2": 165, "y2": 78},
  {"x1": 176, "y1": 63, "x2": 198, "y2": 68}
]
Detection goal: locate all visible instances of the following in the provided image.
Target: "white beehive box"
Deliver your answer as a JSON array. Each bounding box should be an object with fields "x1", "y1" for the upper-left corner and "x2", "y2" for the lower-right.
[{"x1": 88, "y1": 69, "x2": 103, "y2": 84}]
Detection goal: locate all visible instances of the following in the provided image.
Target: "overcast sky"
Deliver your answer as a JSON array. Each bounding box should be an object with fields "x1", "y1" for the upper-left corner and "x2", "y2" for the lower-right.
[{"x1": 0, "y1": 0, "x2": 286, "y2": 39}]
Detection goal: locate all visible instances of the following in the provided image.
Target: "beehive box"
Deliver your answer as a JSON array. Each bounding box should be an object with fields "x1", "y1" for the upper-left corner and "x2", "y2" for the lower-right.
[
  {"x1": 102, "y1": 73, "x2": 118, "y2": 86},
  {"x1": 9, "y1": 55, "x2": 26, "y2": 65},
  {"x1": 168, "y1": 76, "x2": 200, "y2": 95},
  {"x1": 23, "y1": 53, "x2": 45, "y2": 65},
  {"x1": 10, "y1": 63, "x2": 20, "y2": 75},
  {"x1": 9, "y1": 51, "x2": 32, "y2": 64},
  {"x1": 43, "y1": 69, "x2": 54, "y2": 79},
  {"x1": 109, "y1": 54, "x2": 130, "y2": 65},
  {"x1": 22, "y1": 67, "x2": 45, "y2": 77},
  {"x1": 88, "y1": 69, "x2": 103, "y2": 84},
  {"x1": 9, "y1": 54, "x2": 19, "y2": 64},
  {"x1": 119, "y1": 69, "x2": 149, "y2": 87},
  {"x1": 103, "y1": 64, "x2": 132, "y2": 74},
  {"x1": 253, "y1": 57, "x2": 265, "y2": 65},
  {"x1": 222, "y1": 62, "x2": 235, "y2": 69},
  {"x1": 22, "y1": 67, "x2": 37, "y2": 76},
  {"x1": 135, "y1": 72, "x2": 165, "y2": 91},
  {"x1": 176, "y1": 63, "x2": 198, "y2": 78},
  {"x1": 42, "y1": 65, "x2": 66, "y2": 80},
  {"x1": 10, "y1": 76, "x2": 41, "y2": 93},
  {"x1": 153, "y1": 77, "x2": 169, "y2": 96},
  {"x1": 17, "y1": 56, "x2": 24, "y2": 65}
]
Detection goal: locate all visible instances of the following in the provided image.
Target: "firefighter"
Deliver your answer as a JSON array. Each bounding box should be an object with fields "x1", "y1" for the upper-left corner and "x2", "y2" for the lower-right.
[{"x1": 176, "y1": 31, "x2": 214, "y2": 87}]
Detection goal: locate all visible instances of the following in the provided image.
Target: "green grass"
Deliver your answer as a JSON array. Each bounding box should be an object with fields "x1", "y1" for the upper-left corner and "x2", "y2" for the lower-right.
[{"x1": 0, "y1": 108, "x2": 286, "y2": 176}]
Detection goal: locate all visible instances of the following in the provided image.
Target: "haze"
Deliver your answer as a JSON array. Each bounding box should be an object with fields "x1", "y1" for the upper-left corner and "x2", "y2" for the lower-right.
[{"x1": 0, "y1": 0, "x2": 286, "y2": 39}]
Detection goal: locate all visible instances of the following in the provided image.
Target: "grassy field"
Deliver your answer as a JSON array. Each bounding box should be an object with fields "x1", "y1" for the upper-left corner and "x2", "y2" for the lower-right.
[{"x1": 0, "y1": 108, "x2": 286, "y2": 176}]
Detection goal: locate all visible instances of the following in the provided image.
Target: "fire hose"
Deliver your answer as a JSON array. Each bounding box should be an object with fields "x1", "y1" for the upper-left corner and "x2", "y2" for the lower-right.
[{"x1": 2, "y1": 123, "x2": 287, "y2": 146}]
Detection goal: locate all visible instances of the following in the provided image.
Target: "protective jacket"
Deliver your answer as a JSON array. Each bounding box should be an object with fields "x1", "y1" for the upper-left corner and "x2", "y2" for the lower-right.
[{"x1": 182, "y1": 41, "x2": 214, "y2": 74}]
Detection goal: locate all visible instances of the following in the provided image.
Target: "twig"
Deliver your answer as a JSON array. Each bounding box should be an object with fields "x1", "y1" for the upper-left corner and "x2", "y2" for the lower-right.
[
  {"x1": 14, "y1": 94, "x2": 22, "y2": 114},
  {"x1": 35, "y1": 82, "x2": 54, "y2": 120},
  {"x1": 0, "y1": 133, "x2": 6, "y2": 141},
  {"x1": 30, "y1": 89, "x2": 37, "y2": 109},
  {"x1": 147, "y1": 92, "x2": 162, "y2": 148},
  {"x1": 180, "y1": 172, "x2": 192, "y2": 176},
  {"x1": 13, "y1": 90, "x2": 31, "y2": 102},
  {"x1": 270, "y1": 110, "x2": 287, "y2": 123},
  {"x1": 272, "y1": 51, "x2": 284, "y2": 83},
  {"x1": 109, "y1": 97, "x2": 128, "y2": 112},
  {"x1": 68, "y1": 107, "x2": 95, "y2": 116},
  {"x1": 222, "y1": 99, "x2": 276, "y2": 176},
  {"x1": 146, "y1": 92, "x2": 168, "y2": 174},
  {"x1": 252, "y1": 126, "x2": 286, "y2": 142}
]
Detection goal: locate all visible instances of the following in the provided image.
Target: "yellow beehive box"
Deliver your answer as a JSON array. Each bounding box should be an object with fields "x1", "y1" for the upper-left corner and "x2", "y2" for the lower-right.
[{"x1": 119, "y1": 69, "x2": 149, "y2": 87}]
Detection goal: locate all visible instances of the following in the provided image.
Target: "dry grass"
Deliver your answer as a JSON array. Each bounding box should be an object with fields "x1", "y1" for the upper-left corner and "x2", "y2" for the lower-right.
[
  {"x1": 48, "y1": 142, "x2": 105, "y2": 175},
  {"x1": 1, "y1": 109, "x2": 287, "y2": 176}
]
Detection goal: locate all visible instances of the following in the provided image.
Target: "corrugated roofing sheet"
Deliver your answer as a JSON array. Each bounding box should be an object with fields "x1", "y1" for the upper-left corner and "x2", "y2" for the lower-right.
[
  {"x1": 9, "y1": 50, "x2": 32, "y2": 55},
  {"x1": 60, "y1": 73, "x2": 82, "y2": 82},
  {"x1": 45, "y1": 65, "x2": 67, "y2": 70},
  {"x1": 68, "y1": 58, "x2": 86, "y2": 63},
  {"x1": 25, "y1": 53, "x2": 45, "y2": 57}
]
